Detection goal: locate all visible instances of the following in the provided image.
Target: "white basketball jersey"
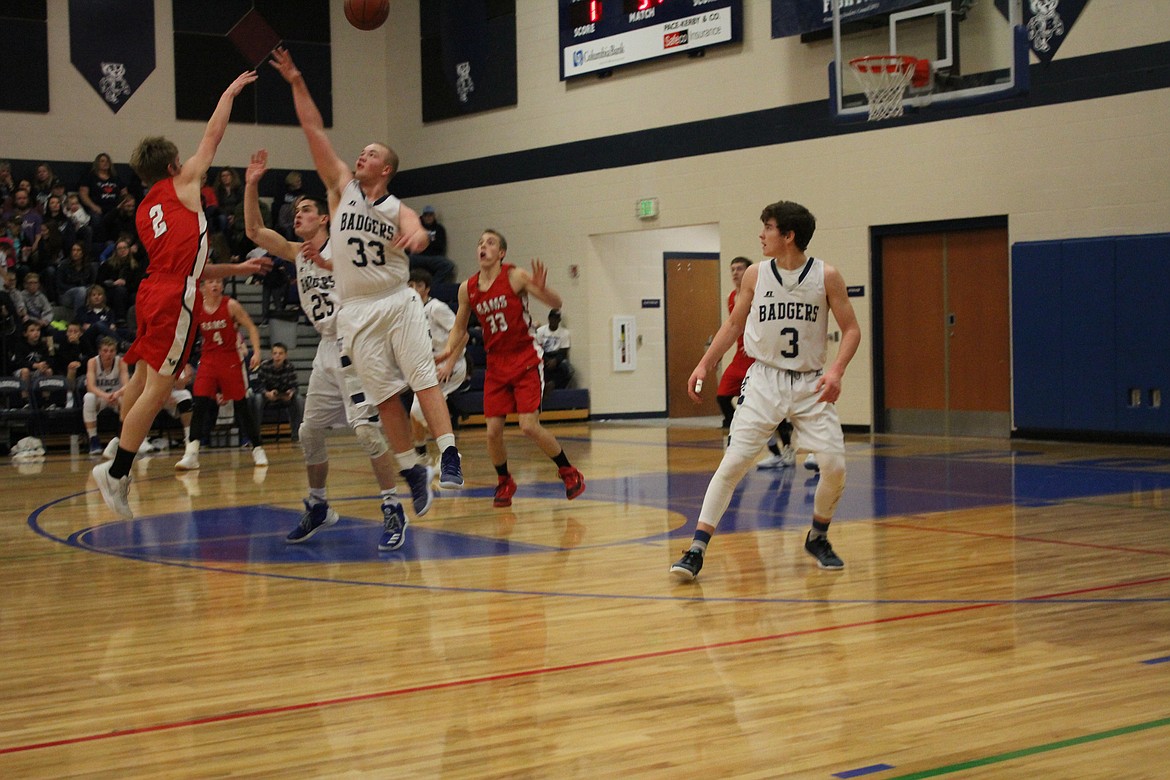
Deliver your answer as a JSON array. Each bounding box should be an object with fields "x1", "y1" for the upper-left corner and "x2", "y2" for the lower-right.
[
  {"x1": 331, "y1": 179, "x2": 410, "y2": 300},
  {"x1": 422, "y1": 297, "x2": 456, "y2": 356},
  {"x1": 743, "y1": 257, "x2": 828, "y2": 373},
  {"x1": 92, "y1": 355, "x2": 123, "y2": 393},
  {"x1": 296, "y1": 239, "x2": 339, "y2": 338}
]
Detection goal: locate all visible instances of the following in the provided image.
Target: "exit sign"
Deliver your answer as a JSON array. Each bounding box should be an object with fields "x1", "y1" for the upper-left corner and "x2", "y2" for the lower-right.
[{"x1": 636, "y1": 198, "x2": 659, "y2": 220}]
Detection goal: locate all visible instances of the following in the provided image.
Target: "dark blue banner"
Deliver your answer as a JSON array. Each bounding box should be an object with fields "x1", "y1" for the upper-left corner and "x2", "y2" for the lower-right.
[
  {"x1": 772, "y1": 0, "x2": 923, "y2": 38},
  {"x1": 420, "y1": 0, "x2": 517, "y2": 122},
  {"x1": 995, "y1": 0, "x2": 1088, "y2": 62},
  {"x1": 69, "y1": 0, "x2": 154, "y2": 113}
]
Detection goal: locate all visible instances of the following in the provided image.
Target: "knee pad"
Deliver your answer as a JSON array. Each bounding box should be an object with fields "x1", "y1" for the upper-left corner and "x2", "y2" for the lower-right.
[
  {"x1": 813, "y1": 452, "x2": 847, "y2": 519},
  {"x1": 176, "y1": 398, "x2": 193, "y2": 415},
  {"x1": 299, "y1": 424, "x2": 329, "y2": 465},
  {"x1": 354, "y1": 422, "x2": 389, "y2": 459}
]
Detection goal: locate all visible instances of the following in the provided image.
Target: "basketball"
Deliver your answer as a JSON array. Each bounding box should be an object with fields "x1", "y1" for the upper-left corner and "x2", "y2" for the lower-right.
[{"x1": 345, "y1": 0, "x2": 389, "y2": 31}]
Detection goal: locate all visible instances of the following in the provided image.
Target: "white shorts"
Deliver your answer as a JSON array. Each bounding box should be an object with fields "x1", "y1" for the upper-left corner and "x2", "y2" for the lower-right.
[
  {"x1": 302, "y1": 333, "x2": 380, "y2": 431},
  {"x1": 82, "y1": 392, "x2": 119, "y2": 423},
  {"x1": 410, "y1": 353, "x2": 468, "y2": 419},
  {"x1": 337, "y1": 287, "x2": 438, "y2": 407},
  {"x1": 163, "y1": 388, "x2": 192, "y2": 418},
  {"x1": 728, "y1": 362, "x2": 845, "y2": 460}
]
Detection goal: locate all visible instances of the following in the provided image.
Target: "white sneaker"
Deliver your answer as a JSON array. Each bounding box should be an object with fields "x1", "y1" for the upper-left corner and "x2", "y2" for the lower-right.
[
  {"x1": 251, "y1": 445, "x2": 268, "y2": 467},
  {"x1": 102, "y1": 437, "x2": 120, "y2": 460},
  {"x1": 805, "y1": 453, "x2": 820, "y2": 472},
  {"x1": 138, "y1": 439, "x2": 154, "y2": 454},
  {"x1": 780, "y1": 445, "x2": 796, "y2": 467},
  {"x1": 175, "y1": 441, "x2": 200, "y2": 471},
  {"x1": 92, "y1": 460, "x2": 133, "y2": 520},
  {"x1": 757, "y1": 453, "x2": 785, "y2": 470}
]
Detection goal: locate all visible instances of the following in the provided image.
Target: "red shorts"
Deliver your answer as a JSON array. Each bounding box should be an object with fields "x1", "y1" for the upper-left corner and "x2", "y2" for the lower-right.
[
  {"x1": 717, "y1": 352, "x2": 755, "y2": 396},
  {"x1": 483, "y1": 357, "x2": 543, "y2": 417},
  {"x1": 123, "y1": 276, "x2": 201, "y2": 376},
  {"x1": 193, "y1": 353, "x2": 248, "y2": 402}
]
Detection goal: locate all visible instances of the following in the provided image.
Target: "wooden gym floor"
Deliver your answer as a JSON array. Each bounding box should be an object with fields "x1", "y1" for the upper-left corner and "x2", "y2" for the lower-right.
[{"x1": 1, "y1": 421, "x2": 1168, "y2": 778}]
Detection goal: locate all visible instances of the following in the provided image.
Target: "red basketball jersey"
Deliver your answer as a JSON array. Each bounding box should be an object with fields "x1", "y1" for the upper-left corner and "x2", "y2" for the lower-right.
[
  {"x1": 198, "y1": 297, "x2": 239, "y2": 357},
  {"x1": 136, "y1": 178, "x2": 209, "y2": 279},
  {"x1": 468, "y1": 263, "x2": 541, "y2": 369}
]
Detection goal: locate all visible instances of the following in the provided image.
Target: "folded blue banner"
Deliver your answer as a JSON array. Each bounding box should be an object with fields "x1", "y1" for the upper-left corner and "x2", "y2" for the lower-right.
[
  {"x1": 69, "y1": 0, "x2": 155, "y2": 113},
  {"x1": 772, "y1": 0, "x2": 924, "y2": 38}
]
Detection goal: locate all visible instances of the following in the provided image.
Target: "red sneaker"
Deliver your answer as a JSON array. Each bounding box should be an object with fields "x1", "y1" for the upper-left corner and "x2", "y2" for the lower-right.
[
  {"x1": 559, "y1": 466, "x2": 585, "y2": 500},
  {"x1": 494, "y1": 474, "x2": 517, "y2": 507}
]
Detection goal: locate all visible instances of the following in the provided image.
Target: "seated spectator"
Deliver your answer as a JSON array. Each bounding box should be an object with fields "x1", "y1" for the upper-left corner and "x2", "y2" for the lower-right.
[
  {"x1": 536, "y1": 309, "x2": 575, "y2": 390},
  {"x1": 51, "y1": 320, "x2": 90, "y2": 408},
  {"x1": 199, "y1": 172, "x2": 224, "y2": 233},
  {"x1": 63, "y1": 193, "x2": 94, "y2": 250},
  {"x1": 3, "y1": 269, "x2": 23, "y2": 318},
  {"x1": 9, "y1": 189, "x2": 42, "y2": 250},
  {"x1": 82, "y1": 336, "x2": 129, "y2": 455},
  {"x1": 0, "y1": 160, "x2": 15, "y2": 207},
  {"x1": 77, "y1": 152, "x2": 127, "y2": 227},
  {"x1": 97, "y1": 236, "x2": 143, "y2": 321},
  {"x1": 100, "y1": 194, "x2": 141, "y2": 257},
  {"x1": 77, "y1": 284, "x2": 132, "y2": 352},
  {"x1": 31, "y1": 163, "x2": 62, "y2": 211},
  {"x1": 0, "y1": 235, "x2": 15, "y2": 272},
  {"x1": 42, "y1": 193, "x2": 73, "y2": 245},
  {"x1": 25, "y1": 223, "x2": 67, "y2": 294},
  {"x1": 9, "y1": 320, "x2": 54, "y2": 406},
  {"x1": 16, "y1": 272, "x2": 52, "y2": 328},
  {"x1": 408, "y1": 205, "x2": 457, "y2": 285},
  {"x1": 56, "y1": 242, "x2": 98, "y2": 313},
  {"x1": 0, "y1": 280, "x2": 18, "y2": 349},
  {"x1": 216, "y1": 167, "x2": 244, "y2": 247},
  {"x1": 250, "y1": 342, "x2": 301, "y2": 441},
  {"x1": 275, "y1": 170, "x2": 304, "y2": 240}
]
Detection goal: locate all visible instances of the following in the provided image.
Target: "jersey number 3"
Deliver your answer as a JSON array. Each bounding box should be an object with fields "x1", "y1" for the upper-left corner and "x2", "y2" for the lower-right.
[
  {"x1": 780, "y1": 327, "x2": 799, "y2": 359},
  {"x1": 348, "y1": 237, "x2": 386, "y2": 267},
  {"x1": 484, "y1": 312, "x2": 508, "y2": 334}
]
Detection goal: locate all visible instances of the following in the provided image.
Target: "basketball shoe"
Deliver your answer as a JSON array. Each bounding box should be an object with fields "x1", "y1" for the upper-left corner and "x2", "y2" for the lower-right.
[
  {"x1": 670, "y1": 549, "x2": 704, "y2": 581},
  {"x1": 804, "y1": 532, "x2": 844, "y2": 570},
  {"x1": 92, "y1": 460, "x2": 133, "y2": 520},
  {"x1": 559, "y1": 466, "x2": 585, "y2": 500},
  {"x1": 438, "y1": 446, "x2": 464, "y2": 489},
  {"x1": 378, "y1": 500, "x2": 408, "y2": 551},
  {"x1": 494, "y1": 474, "x2": 517, "y2": 507},
  {"x1": 402, "y1": 463, "x2": 433, "y2": 516},
  {"x1": 286, "y1": 500, "x2": 339, "y2": 544}
]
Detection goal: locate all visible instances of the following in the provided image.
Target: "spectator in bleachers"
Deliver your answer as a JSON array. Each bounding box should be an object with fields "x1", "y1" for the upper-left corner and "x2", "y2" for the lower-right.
[
  {"x1": 9, "y1": 320, "x2": 54, "y2": 406},
  {"x1": 63, "y1": 193, "x2": 93, "y2": 249},
  {"x1": 51, "y1": 320, "x2": 89, "y2": 408},
  {"x1": 78, "y1": 284, "x2": 132, "y2": 352},
  {"x1": 251, "y1": 341, "x2": 302, "y2": 442},
  {"x1": 0, "y1": 160, "x2": 15, "y2": 207},
  {"x1": 42, "y1": 193, "x2": 74, "y2": 247},
  {"x1": 0, "y1": 235, "x2": 15, "y2": 273},
  {"x1": 8, "y1": 189, "x2": 42, "y2": 249},
  {"x1": 97, "y1": 236, "x2": 142, "y2": 322},
  {"x1": 31, "y1": 163, "x2": 61, "y2": 210},
  {"x1": 275, "y1": 170, "x2": 304, "y2": 240},
  {"x1": 82, "y1": 336, "x2": 129, "y2": 455},
  {"x1": 26, "y1": 223, "x2": 67, "y2": 293},
  {"x1": 2, "y1": 269, "x2": 22, "y2": 316},
  {"x1": 0, "y1": 277, "x2": 18, "y2": 353},
  {"x1": 409, "y1": 205, "x2": 457, "y2": 285},
  {"x1": 57, "y1": 241, "x2": 98, "y2": 313},
  {"x1": 16, "y1": 272, "x2": 52, "y2": 328},
  {"x1": 215, "y1": 167, "x2": 244, "y2": 248},
  {"x1": 536, "y1": 308, "x2": 574, "y2": 390},
  {"x1": 78, "y1": 153, "x2": 127, "y2": 227},
  {"x1": 100, "y1": 194, "x2": 141, "y2": 256}
]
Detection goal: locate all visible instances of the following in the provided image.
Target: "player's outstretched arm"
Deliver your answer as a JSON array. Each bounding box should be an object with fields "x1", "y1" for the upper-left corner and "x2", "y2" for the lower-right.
[
  {"x1": 269, "y1": 47, "x2": 350, "y2": 196},
  {"x1": 229, "y1": 298, "x2": 263, "y2": 371},
  {"x1": 393, "y1": 204, "x2": 431, "y2": 254},
  {"x1": 176, "y1": 71, "x2": 258, "y2": 202},
  {"x1": 244, "y1": 150, "x2": 299, "y2": 262},
  {"x1": 436, "y1": 281, "x2": 472, "y2": 368},
  {"x1": 514, "y1": 259, "x2": 563, "y2": 310},
  {"x1": 688, "y1": 264, "x2": 756, "y2": 403},
  {"x1": 202, "y1": 254, "x2": 273, "y2": 280}
]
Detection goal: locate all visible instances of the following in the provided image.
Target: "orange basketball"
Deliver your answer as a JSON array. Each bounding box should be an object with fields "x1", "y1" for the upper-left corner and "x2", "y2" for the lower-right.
[{"x1": 345, "y1": 0, "x2": 390, "y2": 31}]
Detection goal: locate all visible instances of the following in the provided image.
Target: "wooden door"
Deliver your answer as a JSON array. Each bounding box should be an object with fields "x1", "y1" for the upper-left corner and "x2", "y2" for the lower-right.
[
  {"x1": 879, "y1": 226, "x2": 1010, "y2": 436},
  {"x1": 665, "y1": 253, "x2": 721, "y2": 418}
]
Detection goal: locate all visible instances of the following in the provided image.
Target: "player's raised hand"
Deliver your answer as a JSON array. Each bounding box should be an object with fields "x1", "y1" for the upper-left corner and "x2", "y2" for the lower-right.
[
  {"x1": 246, "y1": 150, "x2": 268, "y2": 185},
  {"x1": 393, "y1": 226, "x2": 430, "y2": 255},
  {"x1": 302, "y1": 242, "x2": 333, "y2": 271},
  {"x1": 529, "y1": 259, "x2": 548, "y2": 292},
  {"x1": 225, "y1": 70, "x2": 258, "y2": 97},
  {"x1": 269, "y1": 47, "x2": 300, "y2": 83}
]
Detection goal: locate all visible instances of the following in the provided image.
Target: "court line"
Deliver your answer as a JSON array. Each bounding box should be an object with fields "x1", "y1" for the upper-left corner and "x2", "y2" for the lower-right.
[
  {"x1": 885, "y1": 716, "x2": 1170, "y2": 779},
  {"x1": 881, "y1": 520, "x2": 1170, "y2": 557}
]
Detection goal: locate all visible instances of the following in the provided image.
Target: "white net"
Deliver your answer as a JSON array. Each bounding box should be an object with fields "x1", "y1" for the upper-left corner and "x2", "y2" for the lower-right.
[{"x1": 849, "y1": 55, "x2": 917, "y2": 121}]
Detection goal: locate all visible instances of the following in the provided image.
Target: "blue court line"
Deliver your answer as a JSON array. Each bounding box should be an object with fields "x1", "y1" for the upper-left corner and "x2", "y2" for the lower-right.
[
  {"x1": 1141, "y1": 655, "x2": 1170, "y2": 665},
  {"x1": 835, "y1": 764, "x2": 895, "y2": 778}
]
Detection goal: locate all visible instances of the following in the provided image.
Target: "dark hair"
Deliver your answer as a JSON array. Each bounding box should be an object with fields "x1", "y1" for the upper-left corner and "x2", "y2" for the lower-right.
[
  {"x1": 271, "y1": 342, "x2": 288, "y2": 351},
  {"x1": 409, "y1": 268, "x2": 433, "y2": 287},
  {"x1": 293, "y1": 195, "x2": 329, "y2": 225},
  {"x1": 482, "y1": 228, "x2": 507, "y2": 252},
  {"x1": 760, "y1": 201, "x2": 816, "y2": 251},
  {"x1": 730, "y1": 256, "x2": 753, "y2": 269}
]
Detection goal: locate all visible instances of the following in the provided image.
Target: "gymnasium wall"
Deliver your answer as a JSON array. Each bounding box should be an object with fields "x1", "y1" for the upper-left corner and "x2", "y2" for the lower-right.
[{"x1": 5, "y1": 2, "x2": 1168, "y2": 425}]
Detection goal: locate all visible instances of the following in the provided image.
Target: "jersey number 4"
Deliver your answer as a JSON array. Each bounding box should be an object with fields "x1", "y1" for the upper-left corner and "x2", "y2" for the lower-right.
[{"x1": 347, "y1": 237, "x2": 386, "y2": 267}]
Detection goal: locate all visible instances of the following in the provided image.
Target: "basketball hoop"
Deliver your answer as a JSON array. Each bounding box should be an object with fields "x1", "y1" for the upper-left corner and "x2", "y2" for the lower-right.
[{"x1": 849, "y1": 55, "x2": 928, "y2": 121}]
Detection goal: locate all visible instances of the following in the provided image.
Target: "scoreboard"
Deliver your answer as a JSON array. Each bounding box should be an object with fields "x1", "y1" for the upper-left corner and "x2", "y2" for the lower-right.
[{"x1": 559, "y1": 0, "x2": 742, "y2": 81}]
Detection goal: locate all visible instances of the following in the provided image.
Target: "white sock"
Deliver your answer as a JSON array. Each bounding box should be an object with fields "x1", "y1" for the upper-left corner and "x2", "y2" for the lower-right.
[
  {"x1": 436, "y1": 433, "x2": 456, "y2": 453},
  {"x1": 308, "y1": 488, "x2": 327, "y2": 505}
]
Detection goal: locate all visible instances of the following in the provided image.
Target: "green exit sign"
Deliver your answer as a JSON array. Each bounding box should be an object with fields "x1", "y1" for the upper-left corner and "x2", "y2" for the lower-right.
[{"x1": 636, "y1": 198, "x2": 659, "y2": 219}]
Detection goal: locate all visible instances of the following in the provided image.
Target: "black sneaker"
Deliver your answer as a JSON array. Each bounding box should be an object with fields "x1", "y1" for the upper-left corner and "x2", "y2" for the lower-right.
[
  {"x1": 286, "y1": 499, "x2": 339, "y2": 544},
  {"x1": 379, "y1": 501, "x2": 409, "y2": 551},
  {"x1": 402, "y1": 463, "x2": 434, "y2": 517},
  {"x1": 670, "y1": 548, "x2": 704, "y2": 581},
  {"x1": 804, "y1": 532, "x2": 844, "y2": 570},
  {"x1": 438, "y1": 446, "x2": 464, "y2": 489}
]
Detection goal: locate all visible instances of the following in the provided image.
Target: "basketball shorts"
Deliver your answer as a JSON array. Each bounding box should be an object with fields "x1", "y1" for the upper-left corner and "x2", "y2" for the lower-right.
[
  {"x1": 193, "y1": 353, "x2": 248, "y2": 402},
  {"x1": 163, "y1": 388, "x2": 192, "y2": 418},
  {"x1": 483, "y1": 357, "x2": 544, "y2": 418},
  {"x1": 728, "y1": 361, "x2": 844, "y2": 460},
  {"x1": 410, "y1": 351, "x2": 468, "y2": 420},
  {"x1": 717, "y1": 352, "x2": 754, "y2": 397},
  {"x1": 337, "y1": 287, "x2": 437, "y2": 407},
  {"x1": 122, "y1": 276, "x2": 200, "y2": 376},
  {"x1": 302, "y1": 334, "x2": 380, "y2": 431}
]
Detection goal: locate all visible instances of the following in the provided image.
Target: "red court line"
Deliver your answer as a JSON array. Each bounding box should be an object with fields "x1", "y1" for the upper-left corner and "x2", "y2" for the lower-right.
[
  {"x1": 881, "y1": 520, "x2": 1170, "y2": 557},
  {"x1": 6, "y1": 571, "x2": 1166, "y2": 757}
]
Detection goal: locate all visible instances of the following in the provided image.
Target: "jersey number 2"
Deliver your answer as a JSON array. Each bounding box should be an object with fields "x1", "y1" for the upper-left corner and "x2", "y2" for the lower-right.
[{"x1": 149, "y1": 204, "x2": 167, "y2": 238}]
